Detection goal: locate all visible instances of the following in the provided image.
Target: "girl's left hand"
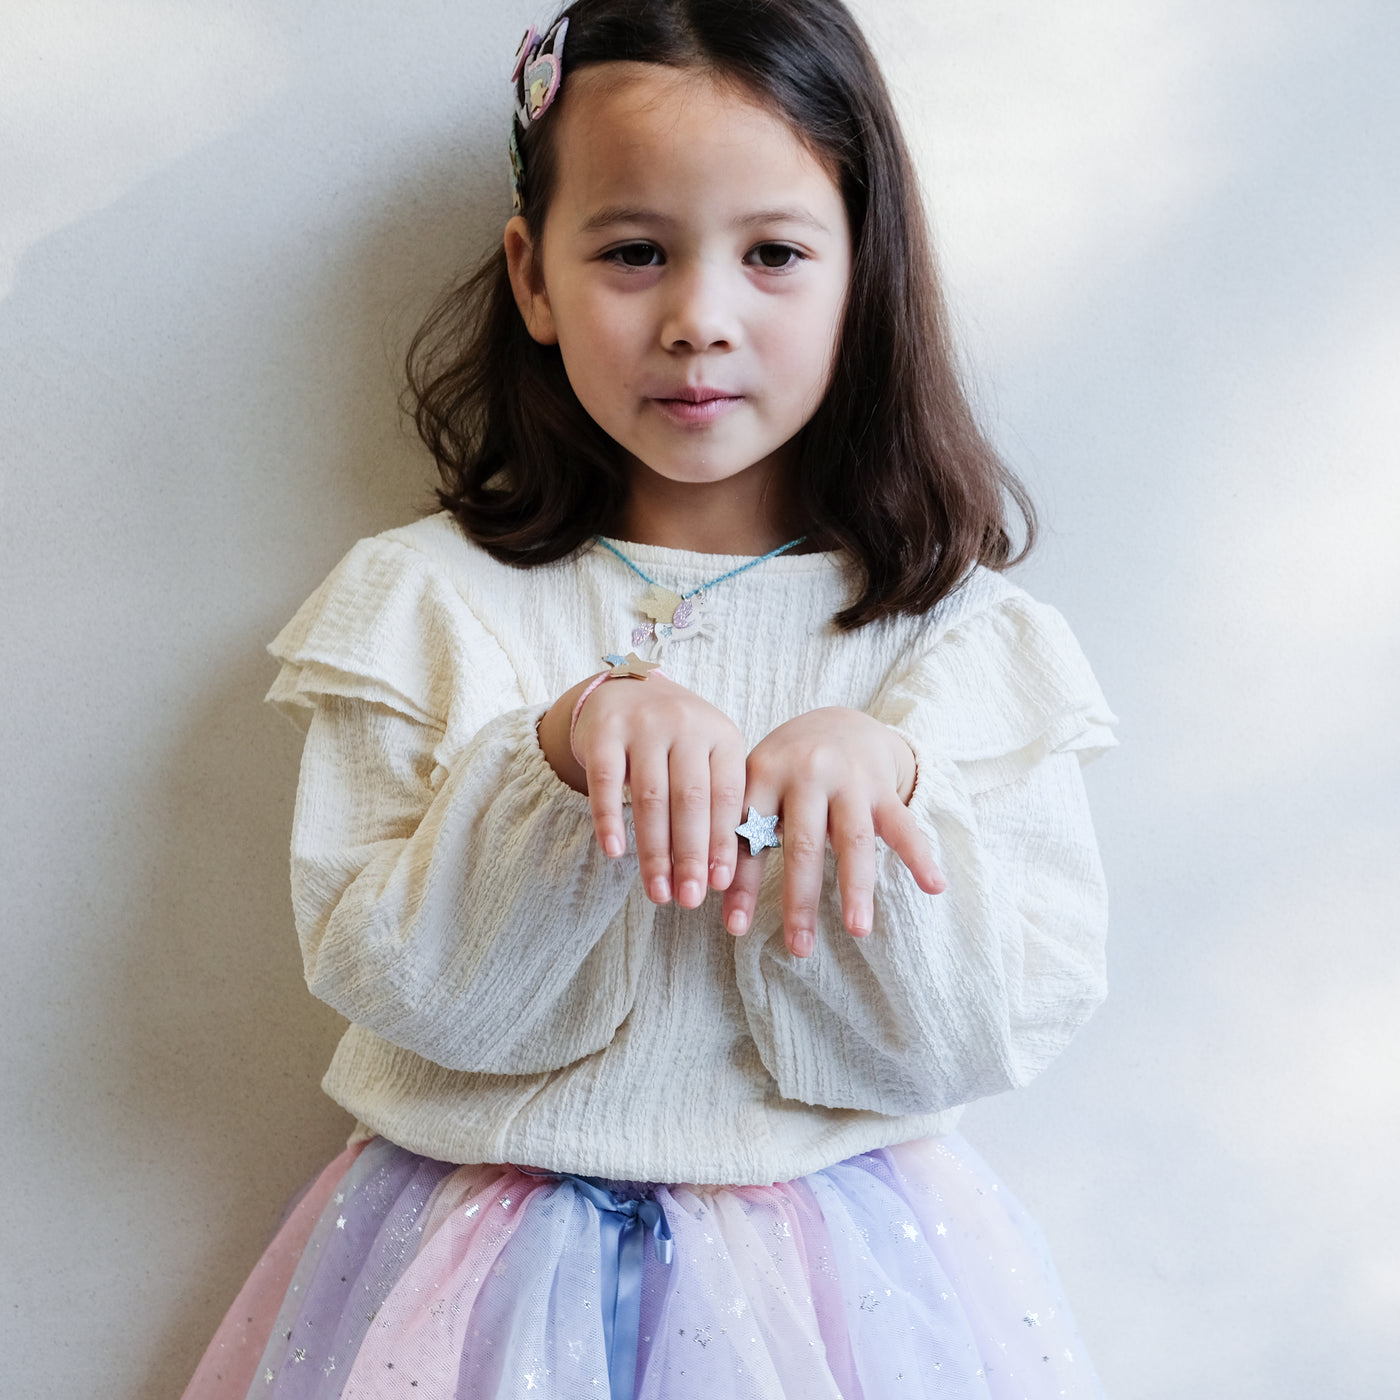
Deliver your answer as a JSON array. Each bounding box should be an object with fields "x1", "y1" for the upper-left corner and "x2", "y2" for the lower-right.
[{"x1": 723, "y1": 708, "x2": 945, "y2": 957}]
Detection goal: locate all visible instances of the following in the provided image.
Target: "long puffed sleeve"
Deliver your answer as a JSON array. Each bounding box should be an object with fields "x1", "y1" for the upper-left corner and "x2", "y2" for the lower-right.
[
  {"x1": 266, "y1": 537, "x2": 653, "y2": 1074},
  {"x1": 734, "y1": 588, "x2": 1117, "y2": 1116}
]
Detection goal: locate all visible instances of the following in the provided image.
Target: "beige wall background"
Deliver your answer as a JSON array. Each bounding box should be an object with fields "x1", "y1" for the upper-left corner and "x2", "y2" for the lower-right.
[{"x1": 2, "y1": 1, "x2": 1396, "y2": 1395}]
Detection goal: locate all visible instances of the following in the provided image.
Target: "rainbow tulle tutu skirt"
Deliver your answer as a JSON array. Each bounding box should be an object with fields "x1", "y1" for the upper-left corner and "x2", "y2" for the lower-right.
[{"x1": 183, "y1": 1133, "x2": 1105, "y2": 1399}]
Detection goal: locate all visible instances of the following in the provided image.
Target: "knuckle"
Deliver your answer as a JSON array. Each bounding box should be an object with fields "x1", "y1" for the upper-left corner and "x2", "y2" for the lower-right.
[
  {"x1": 809, "y1": 744, "x2": 847, "y2": 781},
  {"x1": 786, "y1": 831, "x2": 825, "y2": 861},
  {"x1": 712, "y1": 781, "x2": 746, "y2": 811},
  {"x1": 714, "y1": 734, "x2": 745, "y2": 766},
  {"x1": 745, "y1": 751, "x2": 779, "y2": 784},
  {"x1": 625, "y1": 697, "x2": 666, "y2": 733},
  {"x1": 657, "y1": 695, "x2": 692, "y2": 726},
  {"x1": 589, "y1": 761, "x2": 623, "y2": 787},
  {"x1": 674, "y1": 781, "x2": 709, "y2": 810}
]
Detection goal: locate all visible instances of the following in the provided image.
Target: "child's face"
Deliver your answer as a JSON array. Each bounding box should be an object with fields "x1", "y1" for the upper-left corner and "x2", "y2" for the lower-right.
[{"x1": 506, "y1": 63, "x2": 852, "y2": 499}]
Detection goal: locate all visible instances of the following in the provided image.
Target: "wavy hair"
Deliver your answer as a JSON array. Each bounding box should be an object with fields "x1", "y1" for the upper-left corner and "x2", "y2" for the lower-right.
[{"x1": 406, "y1": 0, "x2": 1034, "y2": 627}]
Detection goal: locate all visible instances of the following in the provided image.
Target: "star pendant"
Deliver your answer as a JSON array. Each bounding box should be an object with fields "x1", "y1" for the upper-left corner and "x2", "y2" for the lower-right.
[{"x1": 735, "y1": 807, "x2": 781, "y2": 856}]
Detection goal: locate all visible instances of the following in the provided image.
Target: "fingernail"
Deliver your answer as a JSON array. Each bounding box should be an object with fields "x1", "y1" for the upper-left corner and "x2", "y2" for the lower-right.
[
  {"x1": 792, "y1": 930, "x2": 814, "y2": 958},
  {"x1": 604, "y1": 835, "x2": 623, "y2": 857},
  {"x1": 649, "y1": 876, "x2": 671, "y2": 903},
  {"x1": 849, "y1": 923, "x2": 870, "y2": 938},
  {"x1": 711, "y1": 864, "x2": 731, "y2": 888},
  {"x1": 727, "y1": 909, "x2": 748, "y2": 936},
  {"x1": 679, "y1": 879, "x2": 703, "y2": 907}
]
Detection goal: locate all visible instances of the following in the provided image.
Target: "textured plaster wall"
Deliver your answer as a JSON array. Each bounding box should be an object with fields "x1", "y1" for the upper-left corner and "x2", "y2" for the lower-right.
[{"x1": 1, "y1": 1, "x2": 1396, "y2": 1395}]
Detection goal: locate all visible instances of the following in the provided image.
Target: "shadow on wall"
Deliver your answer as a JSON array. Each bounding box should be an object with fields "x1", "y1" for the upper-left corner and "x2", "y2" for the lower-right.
[{"x1": 1, "y1": 91, "x2": 510, "y2": 1395}]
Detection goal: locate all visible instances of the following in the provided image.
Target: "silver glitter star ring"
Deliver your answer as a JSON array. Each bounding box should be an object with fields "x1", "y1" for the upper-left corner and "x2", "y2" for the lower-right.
[{"x1": 735, "y1": 807, "x2": 781, "y2": 856}]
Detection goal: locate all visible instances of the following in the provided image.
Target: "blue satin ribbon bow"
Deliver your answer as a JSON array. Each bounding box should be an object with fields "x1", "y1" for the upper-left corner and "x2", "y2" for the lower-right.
[
  {"x1": 554, "y1": 1173, "x2": 674, "y2": 1398},
  {"x1": 520, "y1": 1176, "x2": 677, "y2": 1394}
]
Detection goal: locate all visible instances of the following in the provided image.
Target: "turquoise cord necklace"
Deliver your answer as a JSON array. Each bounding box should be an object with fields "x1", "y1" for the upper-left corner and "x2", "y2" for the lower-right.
[{"x1": 594, "y1": 533, "x2": 807, "y2": 653}]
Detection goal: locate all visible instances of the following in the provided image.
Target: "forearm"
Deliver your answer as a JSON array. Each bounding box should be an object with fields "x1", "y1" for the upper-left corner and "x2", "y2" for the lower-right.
[
  {"x1": 292, "y1": 695, "x2": 647, "y2": 1072},
  {"x1": 735, "y1": 751, "x2": 1108, "y2": 1114}
]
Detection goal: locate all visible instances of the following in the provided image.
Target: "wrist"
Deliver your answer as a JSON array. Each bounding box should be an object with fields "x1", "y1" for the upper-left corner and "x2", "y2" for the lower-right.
[
  {"x1": 569, "y1": 671, "x2": 614, "y2": 763},
  {"x1": 538, "y1": 680, "x2": 593, "y2": 794},
  {"x1": 885, "y1": 724, "x2": 919, "y2": 805}
]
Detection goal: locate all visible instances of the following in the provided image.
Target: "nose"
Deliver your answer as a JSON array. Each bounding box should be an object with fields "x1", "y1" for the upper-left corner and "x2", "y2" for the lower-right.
[{"x1": 660, "y1": 261, "x2": 740, "y2": 354}]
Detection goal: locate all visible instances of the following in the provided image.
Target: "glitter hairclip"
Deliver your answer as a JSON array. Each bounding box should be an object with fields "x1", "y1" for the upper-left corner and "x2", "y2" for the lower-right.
[{"x1": 509, "y1": 17, "x2": 569, "y2": 211}]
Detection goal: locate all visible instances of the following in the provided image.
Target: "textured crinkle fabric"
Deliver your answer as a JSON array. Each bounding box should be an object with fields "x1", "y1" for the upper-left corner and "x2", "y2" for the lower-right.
[
  {"x1": 258, "y1": 516, "x2": 1117, "y2": 1184},
  {"x1": 183, "y1": 1134, "x2": 1107, "y2": 1400}
]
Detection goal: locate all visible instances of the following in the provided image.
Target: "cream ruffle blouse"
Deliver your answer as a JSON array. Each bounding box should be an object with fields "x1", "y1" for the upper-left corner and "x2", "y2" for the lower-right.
[{"x1": 266, "y1": 513, "x2": 1116, "y2": 1184}]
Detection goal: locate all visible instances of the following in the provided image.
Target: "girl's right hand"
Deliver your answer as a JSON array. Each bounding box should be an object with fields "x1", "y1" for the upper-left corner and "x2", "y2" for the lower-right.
[{"x1": 537, "y1": 671, "x2": 747, "y2": 909}]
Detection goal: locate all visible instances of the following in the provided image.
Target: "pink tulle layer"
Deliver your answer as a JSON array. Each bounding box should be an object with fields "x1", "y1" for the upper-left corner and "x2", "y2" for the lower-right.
[{"x1": 184, "y1": 1133, "x2": 1105, "y2": 1399}]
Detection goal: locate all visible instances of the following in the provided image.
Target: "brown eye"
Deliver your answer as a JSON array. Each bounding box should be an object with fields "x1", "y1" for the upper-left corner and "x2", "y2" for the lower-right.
[
  {"x1": 608, "y1": 242, "x2": 663, "y2": 267},
  {"x1": 748, "y1": 243, "x2": 802, "y2": 269}
]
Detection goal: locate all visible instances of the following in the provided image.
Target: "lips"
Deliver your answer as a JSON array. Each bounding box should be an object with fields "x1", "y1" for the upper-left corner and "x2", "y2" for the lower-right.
[{"x1": 651, "y1": 386, "x2": 744, "y2": 425}]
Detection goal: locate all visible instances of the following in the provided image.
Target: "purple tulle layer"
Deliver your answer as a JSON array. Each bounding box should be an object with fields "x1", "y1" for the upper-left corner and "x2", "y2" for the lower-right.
[{"x1": 184, "y1": 1133, "x2": 1105, "y2": 1399}]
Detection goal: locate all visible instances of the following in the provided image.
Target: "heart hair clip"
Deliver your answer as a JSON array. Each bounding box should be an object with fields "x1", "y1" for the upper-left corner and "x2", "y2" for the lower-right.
[{"x1": 509, "y1": 17, "x2": 569, "y2": 209}]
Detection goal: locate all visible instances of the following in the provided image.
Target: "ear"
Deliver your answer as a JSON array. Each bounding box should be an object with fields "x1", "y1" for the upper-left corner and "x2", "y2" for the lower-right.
[{"x1": 504, "y1": 215, "x2": 558, "y2": 345}]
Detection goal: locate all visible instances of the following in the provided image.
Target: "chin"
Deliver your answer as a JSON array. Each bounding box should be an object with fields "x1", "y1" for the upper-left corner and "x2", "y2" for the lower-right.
[
  {"x1": 662, "y1": 465, "x2": 762, "y2": 488},
  {"x1": 635, "y1": 447, "x2": 781, "y2": 486}
]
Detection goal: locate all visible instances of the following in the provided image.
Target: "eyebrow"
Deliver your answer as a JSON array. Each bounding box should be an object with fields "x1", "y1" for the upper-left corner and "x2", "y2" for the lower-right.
[{"x1": 579, "y1": 205, "x2": 832, "y2": 235}]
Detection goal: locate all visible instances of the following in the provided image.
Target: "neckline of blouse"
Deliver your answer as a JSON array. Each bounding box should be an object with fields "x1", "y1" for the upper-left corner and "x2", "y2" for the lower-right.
[{"x1": 590, "y1": 535, "x2": 845, "y2": 577}]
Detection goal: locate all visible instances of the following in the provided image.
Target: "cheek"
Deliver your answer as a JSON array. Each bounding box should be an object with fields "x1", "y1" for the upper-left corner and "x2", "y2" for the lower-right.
[
  {"x1": 555, "y1": 292, "x2": 635, "y2": 377},
  {"x1": 552, "y1": 302, "x2": 641, "y2": 430},
  {"x1": 776, "y1": 296, "x2": 845, "y2": 396}
]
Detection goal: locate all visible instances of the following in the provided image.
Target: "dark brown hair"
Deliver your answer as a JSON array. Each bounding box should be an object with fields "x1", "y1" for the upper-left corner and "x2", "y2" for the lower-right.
[{"x1": 407, "y1": 0, "x2": 1035, "y2": 628}]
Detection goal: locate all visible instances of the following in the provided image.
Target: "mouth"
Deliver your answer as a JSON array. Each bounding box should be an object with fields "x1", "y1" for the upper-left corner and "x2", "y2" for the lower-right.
[{"x1": 651, "y1": 387, "x2": 744, "y2": 425}]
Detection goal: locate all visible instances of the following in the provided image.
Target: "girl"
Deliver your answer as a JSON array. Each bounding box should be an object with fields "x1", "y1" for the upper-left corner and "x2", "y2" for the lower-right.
[{"x1": 184, "y1": 1, "x2": 1116, "y2": 1396}]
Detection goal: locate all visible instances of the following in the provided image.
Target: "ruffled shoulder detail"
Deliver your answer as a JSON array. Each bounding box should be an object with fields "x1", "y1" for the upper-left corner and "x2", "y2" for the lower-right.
[
  {"x1": 265, "y1": 531, "x2": 522, "y2": 734},
  {"x1": 873, "y1": 572, "x2": 1117, "y2": 792}
]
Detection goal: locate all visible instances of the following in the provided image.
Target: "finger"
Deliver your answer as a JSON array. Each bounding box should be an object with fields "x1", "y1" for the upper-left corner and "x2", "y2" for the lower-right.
[
  {"x1": 873, "y1": 797, "x2": 945, "y2": 894},
  {"x1": 722, "y1": 780, "x2": 778, "y2": 936},
  {"x1": 583, "y1": 733, "x2": 630, "y2": 859},
  {"x1": 828, "y1": 794, "x2": 877, "y2": 937},
  {"x1": 707, "y1": 737, "x2": 746, "y2": 892},
  {"x1": 669, "y1": 745, "x2": 712, "y2": 909},
  {"x1": 722, "y1": 844, "x2": 766, "y2": 935},
  {"x1": 628, "y1": 746, "x2": 674, "y2": 903},
  {"x1": 779, "y1": 787, "x2": 829, "y2": 958}
]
